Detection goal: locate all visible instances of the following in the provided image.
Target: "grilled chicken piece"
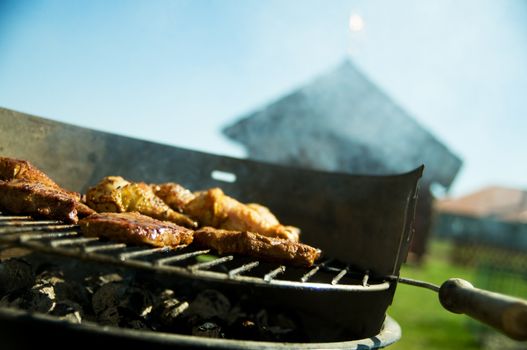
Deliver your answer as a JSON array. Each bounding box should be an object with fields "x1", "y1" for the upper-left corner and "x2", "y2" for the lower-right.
[
  {"x1": 79, "y1": 212, "x2": 194, "y2": 248},
  {"x1": 0, "y1": 180, "x2": 87, "y2": 223},
  {"x1": 0, "y1": 157, "x2": 81, "y2": 200},
  {"x1": 151, "y1": 182, "x2": 196, "y2": 212},
  {"x1": 245, "y1": 203, "x2": 280, "y2": 225},
  {"x1": 184, "y1": 188, "x2": 300, "y2": 242},
  {"x1": 194, "y1": 227, "x2": 320, "y2": 267},
  {"x1": 86, "y1": 176, "x2": 197, "y2": 228}
]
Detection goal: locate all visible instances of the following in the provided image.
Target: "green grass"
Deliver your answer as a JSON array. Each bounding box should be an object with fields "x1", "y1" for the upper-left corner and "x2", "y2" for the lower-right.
[{"x1": 387, "y1": 240, "x2": 481, "y2": 350}]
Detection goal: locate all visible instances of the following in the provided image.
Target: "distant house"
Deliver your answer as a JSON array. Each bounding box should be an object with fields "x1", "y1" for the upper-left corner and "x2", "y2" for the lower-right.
[
  {"x1": 223, "y1": 59, "x2": 462, "y2": 262},
  {"x1": 437, "y1": 186, "x2": 527, "y2": 223},
  {"x1": 434, "y1": 186, "x2": 527, "y2": 252}
]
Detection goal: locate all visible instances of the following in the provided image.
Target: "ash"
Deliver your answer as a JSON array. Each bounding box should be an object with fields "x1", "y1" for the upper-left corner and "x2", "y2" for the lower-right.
[{"x1": 0, "y1": 255, "x2": 306, "y2": 342}]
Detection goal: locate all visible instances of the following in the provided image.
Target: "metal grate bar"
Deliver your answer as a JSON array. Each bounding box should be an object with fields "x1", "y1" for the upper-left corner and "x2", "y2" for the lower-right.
[
  {"x1": 228, "y1": 261, "x2": 259, "y2": 278},
  {"x1": 0, "y1": 215, "x2": 32, "y2": 220},
  {"x1": 0, "y1": 220, "x2": 61, "y2": 226},
  {"x1": 264, "y1": 266, "x2": 286, "y2": 282},
  {"x1": 331, "y1": 268, "x2": 348, "y2": 285},
  {"x1": 300, "y1": 259, "x2": 333, "y2": 282},
  {"x1": 188, "y1": 255, "x2": 233, "y2": 271},
  {"x1": 83, "y1": 242, "x2": 128, "y2": 253},
  {"x1": 0, "y1": 214, "x2": 393, "y2": 293},
  {"x1": 0, "y1": 224, "x2": 76, "y2": 234},
  {"x1": 19, "y1": 231, "x2": 79, "y2": 242},
  {"x1": 155, "y1": 249, "x2": 210, "y2": 266},
  {"x1": 50, "y1": 237, "x2": 99, "y2": 247},
  {"x1": 362, "y1": 271, "x2": 370, "y2": 287},
  {"x1": 118, "y1": 247, "x2": 170, "y2": 260},
  {"x1": 300, "y1": 266, "x2": 320, "y2": 283}
]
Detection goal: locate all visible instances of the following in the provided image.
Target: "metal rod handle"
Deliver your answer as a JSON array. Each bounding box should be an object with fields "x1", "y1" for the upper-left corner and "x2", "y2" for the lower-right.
[{"x1": 438, "y1": 278, "x2": 527, "y2": 341}]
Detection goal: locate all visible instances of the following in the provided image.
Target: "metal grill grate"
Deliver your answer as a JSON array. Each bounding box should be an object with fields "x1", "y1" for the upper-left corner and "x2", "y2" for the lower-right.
[{"x1": 0, "y1": 213, "x2": 391, "y2": 292}]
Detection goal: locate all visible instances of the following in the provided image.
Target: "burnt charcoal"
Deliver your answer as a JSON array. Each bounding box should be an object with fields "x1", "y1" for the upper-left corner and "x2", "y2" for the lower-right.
[
  {"x1": 32, "y1": 268, "x2": 90, "y2": 314},
  {"x1": 92, "y1": 282, "x2": 154, "y2": 326},
  {"x1": 91, "y1": 282, "x2": 122, "y2": 315},
  {"x1": 22, "y1": 284, "x2": 57, "y2": 313},
  {"x1": 185, "y1": 289, "x2": 231, "y2": 323},
  {"x1": 51, "y1": 300, "x2": 83, "y2": 323},
  {"x1": 0, "y1": 258, "x2": 310, "y2": 342},
  {"x1": 192, "y1": 322, "x2": 224, "y2": 338},
  {"x1": 62, "y1": 281, "x2": 90, "y2": 312},
  {"x1": 84, "y1": 273, "x2": 123, "y2": 295},
  {"x1": 92, "y1": 283, "x2": 129, "y2": 325},
  {"x1": 229, "y1": 319, "x2": 260, "y2": 340},
  {"x1": 4, "y1": 272, "x2": 68, "y2": 314},
  {"x1": 148, "y1": 289, "x2": 187, "y2": 331},
  {"x1": 0, "y1": 259, "x2": 34, "y2": 295},
  {"x1": 37, "y1": 271, "x2": 80, "y2": 300},
  {"x1": 152, "y1": 298, "x2": 189, "y2": 328},
  {"x1": 35, "y1": 268, "x2": 64, "y2": 282},
  {"x1": 158, "y1": 288, "x2": 175, "y2": 300},
  {"x1": 120, "y1": 286, "x2": 154, "y2": 318},
  {"x1": 149, "y1": 288, "x2": 176, "y2": 312},
  {"x1": 34, "y1": 262, "x2": 62, "y2": 277},
  {"x1": 125, "y1": 319, "x2": 149, "y2": 329},
  {"x1": 0, "y1": 288, "x2": 27, "y2": 308},
  {"x1": 98, "y1": 306, "x2": 121, "y2": 326},
  {"x1": 223, "y1": 304, "x2": 246, "y2": 326},
  {"x1": 254, "y1": 309, "x2": 302, "y2": 342}
]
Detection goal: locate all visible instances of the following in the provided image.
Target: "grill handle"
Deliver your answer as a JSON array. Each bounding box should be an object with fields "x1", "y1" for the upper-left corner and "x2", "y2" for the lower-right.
[{"x1": 438, "y1": 278, "x2": 527, "y2": 341}]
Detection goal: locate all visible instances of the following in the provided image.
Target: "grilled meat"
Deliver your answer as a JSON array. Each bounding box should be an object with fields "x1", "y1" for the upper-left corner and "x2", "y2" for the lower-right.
[
  {"x1": 79, "y1": 212, "x2": 194, "y2": 248},
  {"x1": 0, "y1": 180, "x2": 84, "y2": 223},
  {"x1": 0, "y1": 157, "x2": 94, "y2": 222},
  {"x1": 86, "y1": 176, "x2": 197, "y2": 228},
  {"x1": 75, "y1": 201, "x2": 97, "y2": 217},
  {"x1": 184, "y1": 188, "x2": 300, "y2": 242},
  {"x1": 151, "y1": 182, "x2": 196, "y2": 212},
  {"x1": 0, "y1": 157, "x2": 81, "y2": 200},
  {"x1": 246, "y1": 203, "x2": 280, "y2": 225},
  {"x1": 194, "y1": 227, "x2": 320, "y2": 267}
]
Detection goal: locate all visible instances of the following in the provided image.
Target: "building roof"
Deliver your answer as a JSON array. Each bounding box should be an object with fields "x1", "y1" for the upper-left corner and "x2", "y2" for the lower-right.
[
  {"x1": 436, "y1": 186, "x2": 527, "y2": 223},
  {"x1": 223, "y1": 60, "x2": 462, "y2": 188}
]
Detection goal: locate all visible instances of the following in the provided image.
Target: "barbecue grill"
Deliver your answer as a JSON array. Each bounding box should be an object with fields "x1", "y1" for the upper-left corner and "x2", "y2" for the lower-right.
[{"x1": 0, "y1": 107, "x2": 526, "y2": 349}]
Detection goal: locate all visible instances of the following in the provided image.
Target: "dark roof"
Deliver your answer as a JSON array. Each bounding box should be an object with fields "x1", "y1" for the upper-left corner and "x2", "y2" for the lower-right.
[{"x1": 223, "y1": 60, "x2": 462, "y2": 188}]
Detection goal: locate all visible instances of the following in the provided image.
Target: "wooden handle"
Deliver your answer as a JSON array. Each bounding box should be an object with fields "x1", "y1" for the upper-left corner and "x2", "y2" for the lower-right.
[{"x1": 439, "y1": 278, "x2": 527, "y2": 341}]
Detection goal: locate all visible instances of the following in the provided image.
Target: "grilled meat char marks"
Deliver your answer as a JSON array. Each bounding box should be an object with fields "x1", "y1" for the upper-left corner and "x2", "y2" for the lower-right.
[
  {"x1": 0, "y1": 180, "x2": 79, "y2": 223},
  {"x1": 194, "y1": 227, "x2": 320, "y2": 267},
  {"x1": 79, "y1": 212, "x2": 194, "y2": 248}
]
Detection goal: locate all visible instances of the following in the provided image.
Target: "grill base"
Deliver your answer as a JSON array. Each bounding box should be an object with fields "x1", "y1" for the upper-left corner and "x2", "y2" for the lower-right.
[
  {"x1": 0, "y1": 214, "x2": 396, "y2": 342},
  {"x1": 0, "y1": 307, "x2": 401, "y2": 350}
]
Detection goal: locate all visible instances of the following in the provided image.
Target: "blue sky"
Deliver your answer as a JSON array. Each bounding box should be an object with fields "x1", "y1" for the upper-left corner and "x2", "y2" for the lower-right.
[{"x1": 1, "y1": 0, "x2": 526, "y2": 197}]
